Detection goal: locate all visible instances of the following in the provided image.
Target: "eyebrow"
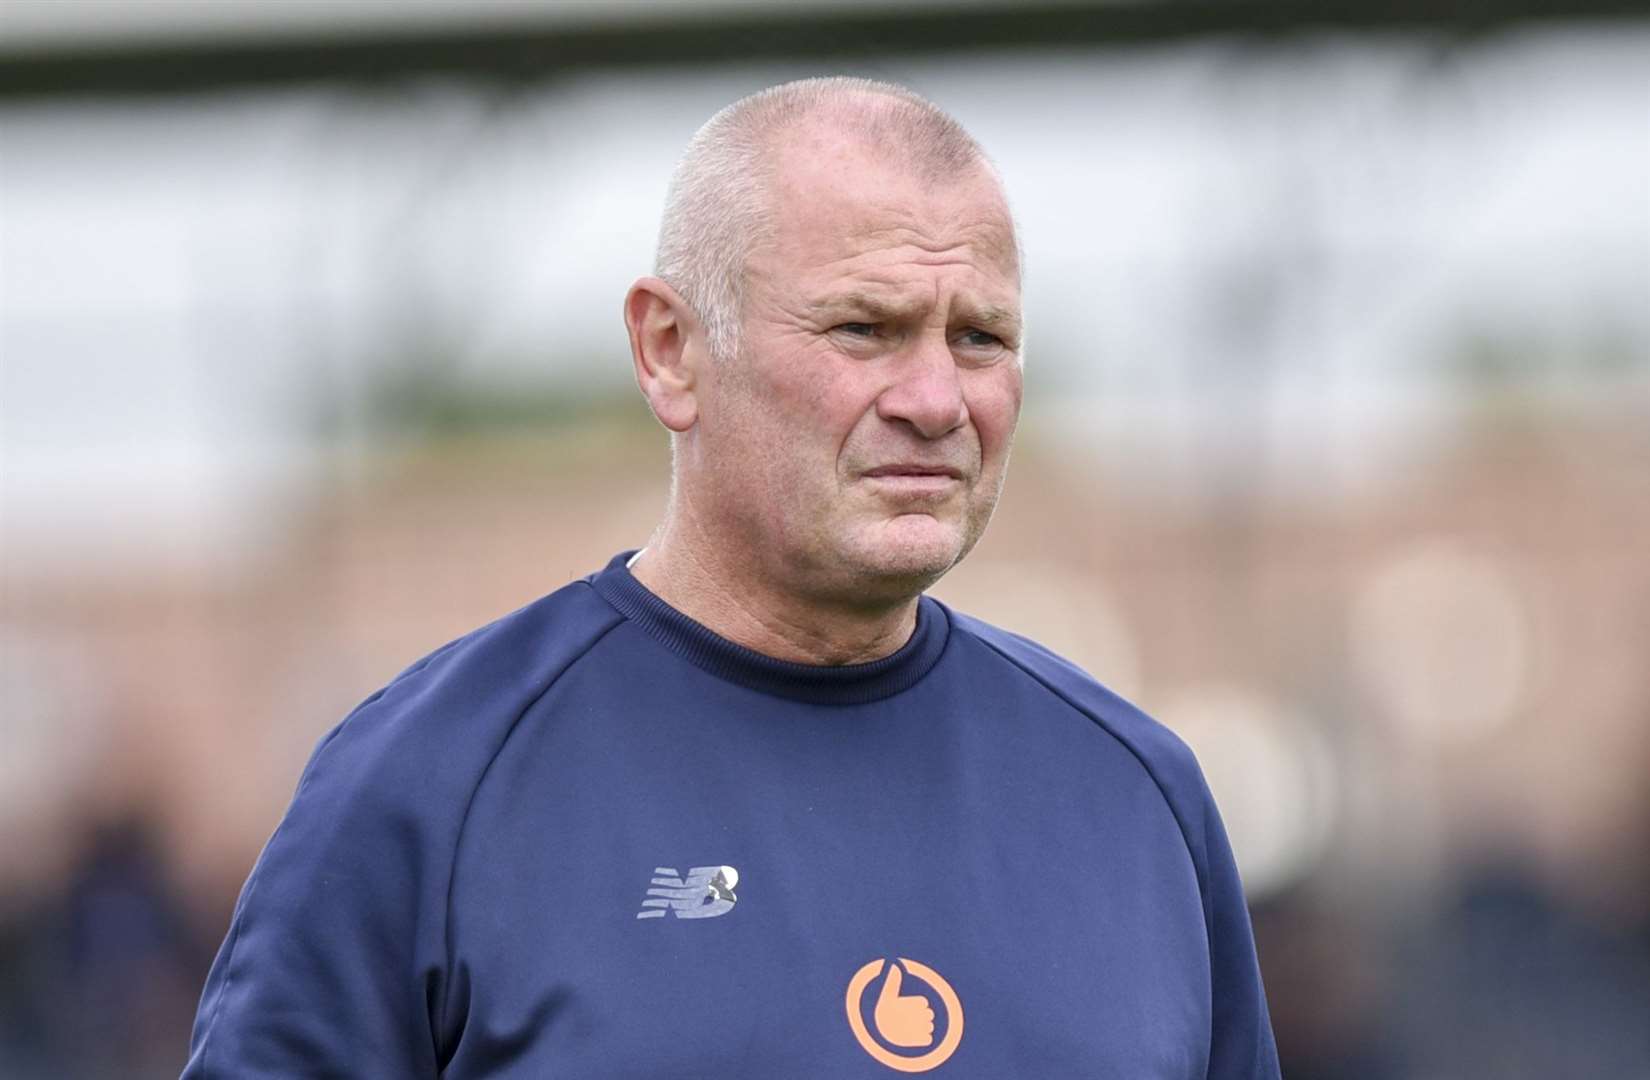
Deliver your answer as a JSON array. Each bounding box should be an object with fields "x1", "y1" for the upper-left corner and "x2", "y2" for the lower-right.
[
  {"x1": 808, "y1": 292, "x2": 911, "y2": 321},
  {"x1": 809, "y1": 293, "x2": 1021, "y2": 330},
  {"x1": 970, "y1": 306, "x2": 1019, "y2": 330}
]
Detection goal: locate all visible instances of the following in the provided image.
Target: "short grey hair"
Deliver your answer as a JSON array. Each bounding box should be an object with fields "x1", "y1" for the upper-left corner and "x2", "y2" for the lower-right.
[{"x1": 655, "y1": 77, "x2": 997, "y2": 363}]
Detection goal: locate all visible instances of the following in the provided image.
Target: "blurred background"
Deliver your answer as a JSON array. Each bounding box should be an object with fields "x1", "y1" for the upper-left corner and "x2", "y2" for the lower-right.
[{"x1": 2, "y1": 1, "x2": 1648, "y2": 1076}]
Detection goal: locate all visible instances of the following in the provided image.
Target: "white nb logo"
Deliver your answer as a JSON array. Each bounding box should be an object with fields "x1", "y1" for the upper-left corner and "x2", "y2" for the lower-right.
[{"x1": 636, "y1": 865, "x2": 739, "y2": 920}]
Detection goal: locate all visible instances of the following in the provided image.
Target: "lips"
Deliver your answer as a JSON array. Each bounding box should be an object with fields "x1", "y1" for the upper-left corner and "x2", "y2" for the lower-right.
[{"x1": 861, "y1": 464, "x2": 964, "y2": 480}]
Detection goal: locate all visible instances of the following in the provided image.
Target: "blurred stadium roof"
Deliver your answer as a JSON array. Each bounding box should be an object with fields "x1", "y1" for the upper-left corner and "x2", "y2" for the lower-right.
[{"x1": 2, "y1": 0, "x2": 1646, "y2": 98}]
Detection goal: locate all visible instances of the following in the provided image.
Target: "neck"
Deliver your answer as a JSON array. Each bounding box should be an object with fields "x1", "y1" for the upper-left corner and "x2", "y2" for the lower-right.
[{"x1": 629, "y1": 514, "x2": 919, "y2": 667}]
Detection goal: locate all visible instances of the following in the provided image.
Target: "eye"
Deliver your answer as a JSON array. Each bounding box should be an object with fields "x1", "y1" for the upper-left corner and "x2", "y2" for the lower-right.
[
  {"x1": 956, "y1": 329, "x2": 1003, "y2": 348},
  {"x1": 834, "y1": 322, "x2": 879, "y2": 337}
]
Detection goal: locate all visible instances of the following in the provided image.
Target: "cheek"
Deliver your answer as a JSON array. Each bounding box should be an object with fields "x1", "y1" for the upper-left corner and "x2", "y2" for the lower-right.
[
  {"x1": 779, "y1": 370, "x2": 877, "y2": 463},
  {"x1": 744, "y1": 334, "x2": 834, "y2": 419},
  {"x1": 967, "y1": 367, "x2": 1024, "y2": 456},
  {"x1": 736, "y1": 377, "x2": 842, "y2": 501}
]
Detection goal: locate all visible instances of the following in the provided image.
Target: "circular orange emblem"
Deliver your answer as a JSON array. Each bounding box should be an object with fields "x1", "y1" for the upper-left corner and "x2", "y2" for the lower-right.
[{"x1": 844, "y1": 958, "x2": 964, "y2": 1072}]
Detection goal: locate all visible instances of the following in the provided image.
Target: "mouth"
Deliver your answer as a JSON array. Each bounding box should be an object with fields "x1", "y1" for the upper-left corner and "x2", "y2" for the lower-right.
[
  {"x1": 859, "y1": 464, "x2": 965, "y2": 497},
  {"x1": 861, "y1": 464, "x2": 964, "y2": 480}
]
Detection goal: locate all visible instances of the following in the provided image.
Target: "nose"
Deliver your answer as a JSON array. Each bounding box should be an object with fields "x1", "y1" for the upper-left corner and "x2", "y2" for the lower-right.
[{"x1": 874, "y1": 333, "x2": 968, "y2": 440}]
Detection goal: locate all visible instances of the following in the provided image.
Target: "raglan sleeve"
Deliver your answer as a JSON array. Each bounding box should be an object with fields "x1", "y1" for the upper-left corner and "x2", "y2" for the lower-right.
[
  {"x1": 1196, "y1": 782, "x2": 1282, "y2": 1080},
  {"x1": 180, "y1": 685, "x2": 459, "y2": 1079}
]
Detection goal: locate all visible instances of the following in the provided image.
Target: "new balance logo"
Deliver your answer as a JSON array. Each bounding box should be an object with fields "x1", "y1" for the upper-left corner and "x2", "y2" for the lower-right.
[{"x1": 636, "y1": 865, "x2": 739, "y2": 920}]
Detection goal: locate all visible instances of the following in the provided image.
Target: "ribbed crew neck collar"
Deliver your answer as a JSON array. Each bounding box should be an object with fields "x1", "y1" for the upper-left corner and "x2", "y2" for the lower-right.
[{"x1": 588, "y1": 550, "x2": 950, "y2": 705}]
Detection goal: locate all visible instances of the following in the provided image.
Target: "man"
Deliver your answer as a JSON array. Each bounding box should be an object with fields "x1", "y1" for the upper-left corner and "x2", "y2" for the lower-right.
[{"x1": 183, "y1": 77, "x2": 1279, "y2": 1078}]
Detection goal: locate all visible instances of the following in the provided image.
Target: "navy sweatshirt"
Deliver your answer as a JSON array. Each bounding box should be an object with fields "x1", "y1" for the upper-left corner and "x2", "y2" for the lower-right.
[{"x1": 183, "y1": 552, "x2": 1279, "y2": 1078}]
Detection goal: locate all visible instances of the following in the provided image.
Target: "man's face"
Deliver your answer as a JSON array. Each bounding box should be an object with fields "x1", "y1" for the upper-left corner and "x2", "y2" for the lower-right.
[{"x1": 689, "y1": 123, "x2": 1024, "y2": 608}]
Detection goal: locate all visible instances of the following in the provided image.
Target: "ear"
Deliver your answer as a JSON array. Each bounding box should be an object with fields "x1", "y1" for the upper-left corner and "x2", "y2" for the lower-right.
[{"x1": 624, "y1": 276, "x2": 705, "y2": 433}]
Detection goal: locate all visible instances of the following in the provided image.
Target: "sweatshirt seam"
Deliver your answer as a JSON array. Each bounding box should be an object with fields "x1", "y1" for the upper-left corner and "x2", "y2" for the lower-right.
[
  {"x1": 435, "y1": 600, "x2": 625, "y2": 1060},
  {"x1": 191, "y1": 644, "x2": 455, "y2": 1074},
  {"x1": 965, "y1": 631, "x2": 1208, "y2": 899}
]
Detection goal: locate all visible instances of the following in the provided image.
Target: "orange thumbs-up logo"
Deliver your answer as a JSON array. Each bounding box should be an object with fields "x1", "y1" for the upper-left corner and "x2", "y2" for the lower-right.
[
  {"x1": 845, "y1": 958, "x2": 964, "y2": 1072},
  {"x1": 874, "y1": 962, "x2": 935, "y2": 1047}
]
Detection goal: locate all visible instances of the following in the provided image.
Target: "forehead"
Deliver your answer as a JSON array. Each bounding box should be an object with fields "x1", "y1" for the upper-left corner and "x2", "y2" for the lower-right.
[{"x1": 751, "y1": 122, "x2": 1021, "y2": 293}]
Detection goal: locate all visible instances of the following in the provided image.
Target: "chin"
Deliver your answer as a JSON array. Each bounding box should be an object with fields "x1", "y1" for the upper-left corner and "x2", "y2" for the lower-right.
[{"x1": 842, "y1": 517, "x2": 969, "y2": 593}]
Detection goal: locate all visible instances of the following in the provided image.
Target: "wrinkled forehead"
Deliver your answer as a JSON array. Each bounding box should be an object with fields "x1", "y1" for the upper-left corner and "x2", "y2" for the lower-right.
[{"x1": 754, "y1": 119, "x2": 1021, "y2": 283}]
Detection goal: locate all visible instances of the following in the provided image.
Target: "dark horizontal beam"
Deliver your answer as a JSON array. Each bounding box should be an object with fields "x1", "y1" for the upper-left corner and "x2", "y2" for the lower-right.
[{"x1": 2, "y1": 1, "x2": 1646, "y2": 101}]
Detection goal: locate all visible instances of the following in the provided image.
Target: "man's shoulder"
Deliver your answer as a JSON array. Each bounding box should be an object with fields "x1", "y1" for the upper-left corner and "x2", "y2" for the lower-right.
[
  {"x1": 942, "y1": 605, "x2": 1204, "y2": 796},
  {"x1": 362, "y1": 573, "x2": 624, "y2": 723},
  {"x1": 295, "y1": 575, "x2": 626, "y2": 811}
]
